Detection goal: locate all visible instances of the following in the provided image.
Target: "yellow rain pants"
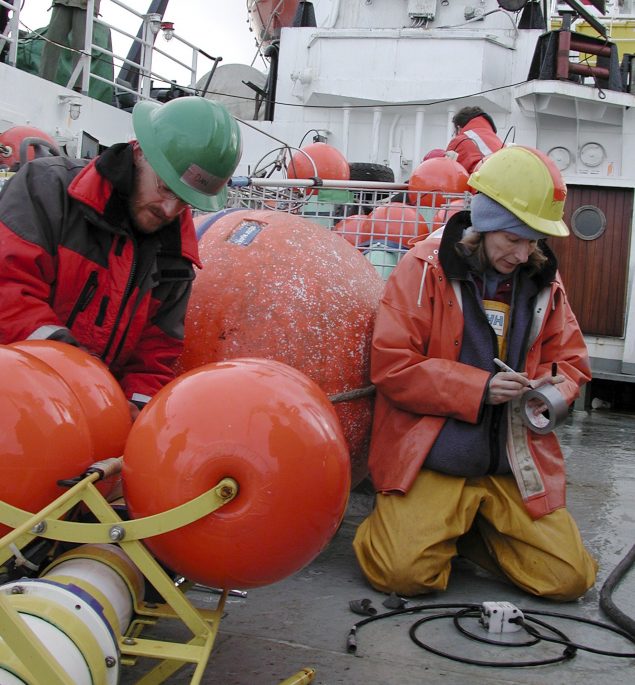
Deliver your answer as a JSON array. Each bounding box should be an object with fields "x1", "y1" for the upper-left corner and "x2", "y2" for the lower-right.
[{"x1": 353, "y1": 469, "x2": 597, "y2": 601}]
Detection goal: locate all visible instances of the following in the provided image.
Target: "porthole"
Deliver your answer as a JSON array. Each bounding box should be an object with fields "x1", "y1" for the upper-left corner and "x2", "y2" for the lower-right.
[
  {"x1": 571, "y1": 205, "x2": 606, "y2": 241},
  {"x1": 579, "y1": 142, "x2": 606, "y2": 168}
]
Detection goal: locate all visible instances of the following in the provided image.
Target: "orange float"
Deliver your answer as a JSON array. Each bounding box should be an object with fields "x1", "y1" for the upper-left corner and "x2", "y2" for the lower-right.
[
  {"x1": 429, "y1": 197, "x2": 468, "y2": 232},
  {"x1": 178, "y1": 209, "x2": 384, "y2": 487},
  {"x1": 123, "y1": 357, "x2": 350, "y2": 588},
  {"x1": 287, "y1": 142, "x2": 350, "y2": 194},
  {"x1": 363, "y1": 202, "x2": 427, "y2": 248},
  {"x1": 0, "y1": 125, "x2": 60, "y2": 170},
  {"x1": 9, "y1": 341, "x2": 132, "y2": 499},
  {"x1": 0, "y1": 345, "x2": 94, "y2": 536},
  {"x1": 422, "y1": 148, "x2": 446, "y2": 161},
  {"x1": 10, "y1": 340, "x2": 131, "y2": 461},
  {"x1": 332, "y1": 213, "x2": 370, "y2": 247},
  {"x1": 407, "y1": 155, "x2": 469, "y2": 208}
]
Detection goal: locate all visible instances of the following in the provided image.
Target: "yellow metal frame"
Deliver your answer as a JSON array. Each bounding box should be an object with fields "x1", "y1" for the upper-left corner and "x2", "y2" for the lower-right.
[{"x1": 0, "y1": 472, "x2": 315, "y2": 684}]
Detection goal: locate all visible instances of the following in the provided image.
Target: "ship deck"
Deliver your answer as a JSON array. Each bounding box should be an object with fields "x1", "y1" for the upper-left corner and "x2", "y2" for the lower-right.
[{"x1": 121, "y1": 407, "x2": 635, "y2": 684}]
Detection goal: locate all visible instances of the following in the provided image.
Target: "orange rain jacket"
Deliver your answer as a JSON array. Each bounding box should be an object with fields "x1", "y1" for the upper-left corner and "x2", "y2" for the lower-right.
[{"x1": 368, "y1": 219, "x2": 591, "y2": 519}]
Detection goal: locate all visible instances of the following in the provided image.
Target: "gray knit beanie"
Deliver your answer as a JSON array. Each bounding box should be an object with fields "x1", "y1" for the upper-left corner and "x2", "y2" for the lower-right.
[{"x1": 470, "y1": 193, "x2": 543, "y2": 240}]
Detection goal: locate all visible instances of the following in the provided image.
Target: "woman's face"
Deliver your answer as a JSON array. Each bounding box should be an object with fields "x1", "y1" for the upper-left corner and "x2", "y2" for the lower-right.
[{"x1": 483, "y1": 231, "x2": 537, "y2": 274}]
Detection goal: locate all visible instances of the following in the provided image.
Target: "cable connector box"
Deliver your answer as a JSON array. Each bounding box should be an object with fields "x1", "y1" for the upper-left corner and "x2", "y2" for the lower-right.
[{"x1": 480, "y1": 601, "x2": 523, "y2": 633}]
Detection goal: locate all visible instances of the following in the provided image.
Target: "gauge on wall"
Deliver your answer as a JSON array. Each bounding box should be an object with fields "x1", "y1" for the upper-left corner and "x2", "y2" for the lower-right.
[
  {"x1": 547, "y1": 146, "x2": 572, "y2": 171},
  {"x1": 579, "y1": 142, "x2": 606, "y2": 168}
]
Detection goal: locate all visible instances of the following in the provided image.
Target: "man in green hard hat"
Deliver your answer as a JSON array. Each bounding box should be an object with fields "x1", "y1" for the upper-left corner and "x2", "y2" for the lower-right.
[{"x1": 0, "y1": 96, "x2": 242, "y2": 419}]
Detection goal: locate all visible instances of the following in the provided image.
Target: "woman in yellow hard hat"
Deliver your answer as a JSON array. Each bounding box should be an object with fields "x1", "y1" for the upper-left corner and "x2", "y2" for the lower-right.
[{"x1": 353, "y1": 145, "x2": 597, "y2": 601}]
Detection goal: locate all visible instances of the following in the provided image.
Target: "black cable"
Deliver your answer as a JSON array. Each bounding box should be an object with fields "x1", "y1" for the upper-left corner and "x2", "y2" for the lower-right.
[
  {"x1": 599, "y1": 543, "x2": 635, "y2": 638},
  {"x1": 298, "y1": 129, "x2": 322, "y2": 147},
  {"x1": 197, "y1": 80, "x2": 531, "y2": 110},
  {"x1": 347, "y1": 601, "x2": 635, "y2": 665},
  {"x1": 520, "y1": 609, "x2": 635, "y2": 658},
  {"x1": 501, "y1": 125, "x2": 516, "y2": 146},
  {"x1": 409, "y1": 610, "x2": 575, "y2": 667},
  {"x1": 346, "y1": 602, "x2": 479, "y2": 654}
]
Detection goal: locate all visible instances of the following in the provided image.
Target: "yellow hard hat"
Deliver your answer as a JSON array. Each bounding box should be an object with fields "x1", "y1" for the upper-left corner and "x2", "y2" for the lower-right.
[{"x1": 468, "y1": 146, "x2": 569, "y2": 237}]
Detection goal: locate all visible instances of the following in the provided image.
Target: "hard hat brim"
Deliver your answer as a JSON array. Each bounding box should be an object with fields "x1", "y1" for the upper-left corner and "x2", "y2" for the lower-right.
[{"x1": 527, "y1": 216, "x2": 570, "y2": 238}]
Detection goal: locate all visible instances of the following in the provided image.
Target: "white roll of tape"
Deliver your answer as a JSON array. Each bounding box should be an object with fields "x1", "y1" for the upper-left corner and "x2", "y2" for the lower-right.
[{"x1": 520, "y1": 384, "x2": 569, "y2": 434}]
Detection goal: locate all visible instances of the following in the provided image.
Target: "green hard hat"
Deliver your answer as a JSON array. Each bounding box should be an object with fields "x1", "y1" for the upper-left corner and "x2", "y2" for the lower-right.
[{"x1": 132, "y1": 97, "x2": 242, "y2": 211}]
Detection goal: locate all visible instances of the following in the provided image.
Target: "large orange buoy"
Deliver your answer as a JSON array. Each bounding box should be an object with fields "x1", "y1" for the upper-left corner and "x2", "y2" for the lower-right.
[
  {"x1": 0, "y1": 345, "x2": 94, "y2": 536},
  {"x1": 123, "y1": 358, "x2": 350, "y2": 588},
  {"x1": 407, "y1": 155, "x2": 470, "y2": 208},
  {"x1": 287, "y1": 142, "x2": 350, "y2": 192},
  {"x1": 178, "y1": 209, "x2": 384, "y2": 487}
]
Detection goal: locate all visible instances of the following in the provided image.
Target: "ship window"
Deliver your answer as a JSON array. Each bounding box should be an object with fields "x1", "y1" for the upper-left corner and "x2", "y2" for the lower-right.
[{"x1": 571, "y1": 205, "x2": 606, "y2": 241}]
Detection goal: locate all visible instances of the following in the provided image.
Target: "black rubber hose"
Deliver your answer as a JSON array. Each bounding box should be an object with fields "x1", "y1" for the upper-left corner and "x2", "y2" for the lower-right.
[{"x1": 599, "y1": 543, "x2": 635, "y2": 638}]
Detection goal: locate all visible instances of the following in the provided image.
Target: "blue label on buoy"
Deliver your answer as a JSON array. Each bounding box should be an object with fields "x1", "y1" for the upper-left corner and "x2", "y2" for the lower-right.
[{"x1": 227, "y1": 222, "x2": 264, "y2": 246}]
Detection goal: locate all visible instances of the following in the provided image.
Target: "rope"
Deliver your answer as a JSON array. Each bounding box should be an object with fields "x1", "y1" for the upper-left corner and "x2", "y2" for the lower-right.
[{"x1": 328, "y1": 385, "x2": 375, "y2": 404}]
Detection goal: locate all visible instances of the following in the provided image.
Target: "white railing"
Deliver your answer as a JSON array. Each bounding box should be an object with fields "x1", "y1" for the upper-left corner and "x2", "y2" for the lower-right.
[
  {"x1": 0, "y1": 0, "x2": 221, "y2": 107},
  {"x1": 0, "y1": 0, "x2": 19, "y2": 66}
]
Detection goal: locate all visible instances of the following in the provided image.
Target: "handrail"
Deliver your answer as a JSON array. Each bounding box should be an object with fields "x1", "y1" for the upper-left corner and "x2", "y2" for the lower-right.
[
  {"x1": 0, "y1": 0, "x2": 20, "y2": 67},
  {"x1": 0, "y1": 0, "x2": 221, "y2": 109}
]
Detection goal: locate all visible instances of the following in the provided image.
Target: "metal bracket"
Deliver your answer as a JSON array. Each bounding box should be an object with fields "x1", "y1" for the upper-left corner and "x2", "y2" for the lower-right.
[
  {"x1": 0, "y1": 475, "x2": 238, "y2": 553},
  {"x1": 0, "y1": 470, "x2": 314, "y2": 684}
]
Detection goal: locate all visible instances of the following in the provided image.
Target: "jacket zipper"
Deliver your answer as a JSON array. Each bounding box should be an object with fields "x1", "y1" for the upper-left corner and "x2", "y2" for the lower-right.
[
  {"x1": 487, "y1": 320, "x2": 502, "y2": 474},
  {"x1": 110, "y1": 286, "x2": 146, "y2": 363},
  {"x1": 470, "y1": 280, "x2": 504, "y2": 474},
  {"x1": 65, "y1": 270, "x2": 99, "y2": 328},
  {"x1": 102, "y1": 237, "x2": 137, "y2": 363}
]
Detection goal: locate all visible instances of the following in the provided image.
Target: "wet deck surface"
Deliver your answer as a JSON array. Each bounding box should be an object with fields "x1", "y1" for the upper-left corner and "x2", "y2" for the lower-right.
[{"x1": 121, "y1": 409, "x2": 635, "y2": 684}]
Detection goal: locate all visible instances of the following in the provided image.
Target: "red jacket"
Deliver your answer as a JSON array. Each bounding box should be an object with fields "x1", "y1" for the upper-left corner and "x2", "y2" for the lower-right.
[
  {"x1": 368, "y1": 220, "x2": 591, "y2": 519},
  {"x1": 0, "y1": 145, "x2": 201, "y2": 403},
  {"x1": 446, "y1": 114, "x2": 503, "y2": 174}
]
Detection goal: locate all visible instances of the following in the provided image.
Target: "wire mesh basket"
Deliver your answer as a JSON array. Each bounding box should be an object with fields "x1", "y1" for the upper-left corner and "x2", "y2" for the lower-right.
[{"x1": 225, "y1": 178, "x2": 471, "y2": 280}]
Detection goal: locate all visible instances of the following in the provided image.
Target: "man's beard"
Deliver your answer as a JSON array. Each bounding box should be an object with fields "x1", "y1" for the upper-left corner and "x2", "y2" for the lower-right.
[{"x1": 129, "y1": 196, "x2": 171, "y2": 235}]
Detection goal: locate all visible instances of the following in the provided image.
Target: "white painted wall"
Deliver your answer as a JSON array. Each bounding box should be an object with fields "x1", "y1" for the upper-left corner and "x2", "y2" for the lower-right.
[{"x1": 0, "y1": 64, "x2": 134, "y2": 156}]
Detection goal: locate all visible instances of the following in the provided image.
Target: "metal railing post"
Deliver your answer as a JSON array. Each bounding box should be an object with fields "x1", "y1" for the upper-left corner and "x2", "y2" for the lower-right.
[
  {"x1": 80, "y1": 0, "x2": 96, "y2": 94},
  {"x1": 141, "y1": 13, "x2": 160, "y2": 99},
  {"x1": 0, "y1": 0, "x2": 20, "y2": 67}
]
